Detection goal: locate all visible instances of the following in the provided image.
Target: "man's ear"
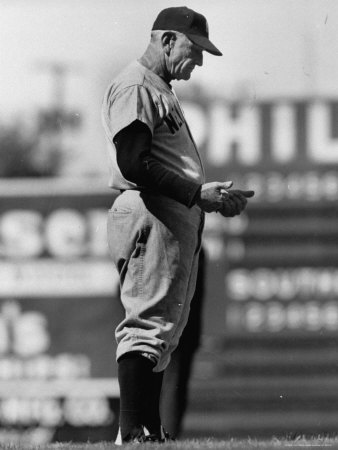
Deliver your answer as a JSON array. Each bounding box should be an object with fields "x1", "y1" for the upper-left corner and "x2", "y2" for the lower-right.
[{"x1": 161, "y1": 32, "x2": 176, "y2": 55}]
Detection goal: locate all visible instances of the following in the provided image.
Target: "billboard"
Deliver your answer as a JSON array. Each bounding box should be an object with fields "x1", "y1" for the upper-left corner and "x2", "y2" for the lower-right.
[
  {"x1": 0, "y1": 179, "x2": 121, "y2": 445},
  {"x1": 180, "y1": 96, "x2": 338, "y2": 437},
  {"x1": 184, "y1": 97, "x2": 338, "y2": 335}
]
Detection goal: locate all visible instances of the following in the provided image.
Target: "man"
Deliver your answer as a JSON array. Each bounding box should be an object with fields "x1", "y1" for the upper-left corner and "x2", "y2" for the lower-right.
[{"x1": 101, "y1": 6, "x2": 254, "y2": 444}]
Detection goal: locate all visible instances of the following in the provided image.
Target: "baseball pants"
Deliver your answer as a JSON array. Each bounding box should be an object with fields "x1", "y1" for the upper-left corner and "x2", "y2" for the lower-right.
[{"x1": 107, "y1": 189, "x2": 204, "y2": 372}]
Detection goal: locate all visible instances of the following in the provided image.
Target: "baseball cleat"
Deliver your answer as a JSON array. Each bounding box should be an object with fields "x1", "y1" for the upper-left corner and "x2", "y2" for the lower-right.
[{"x1": 115, "y1": 425, "x2": 174, "y2": 445}]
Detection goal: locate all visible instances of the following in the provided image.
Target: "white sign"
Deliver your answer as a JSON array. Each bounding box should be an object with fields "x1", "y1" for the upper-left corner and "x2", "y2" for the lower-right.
[{"x1": 0, "y1": 260, "x2": 119, "y2": 298}]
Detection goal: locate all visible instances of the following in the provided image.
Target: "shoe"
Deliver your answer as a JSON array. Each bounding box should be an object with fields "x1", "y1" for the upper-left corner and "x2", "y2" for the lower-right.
[
  {"x1": 115, "y1": 425, "x2": 174, "y2": 445},
  {"x1": 141, "y1": 426, "x2": 175, "y2": 443},
  {"x1": 159, "y1": 427, "x2": 175, "y2": 442},
  {"x1": 115, "y1": 425, "x2": 150, "y2": 445}
]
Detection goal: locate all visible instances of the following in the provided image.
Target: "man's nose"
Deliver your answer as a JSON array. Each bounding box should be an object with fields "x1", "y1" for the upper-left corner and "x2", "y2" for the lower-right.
[{"x1": 196, "y1": 52, "x2": 203, "y2": 66}]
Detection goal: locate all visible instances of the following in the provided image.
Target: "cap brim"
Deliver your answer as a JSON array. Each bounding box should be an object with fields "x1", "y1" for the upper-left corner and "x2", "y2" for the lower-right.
[{"x1": 186, "y1": 33, "x2": 222, "y2": 56}]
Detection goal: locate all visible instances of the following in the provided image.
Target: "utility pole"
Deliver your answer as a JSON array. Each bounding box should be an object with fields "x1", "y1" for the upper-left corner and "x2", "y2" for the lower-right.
[
  {"x1": 33, "y1": 61, "x2": 82, "y2": 175},
  {"x1": 36, "y1": 61, "x2": 81, "y2": 132}
]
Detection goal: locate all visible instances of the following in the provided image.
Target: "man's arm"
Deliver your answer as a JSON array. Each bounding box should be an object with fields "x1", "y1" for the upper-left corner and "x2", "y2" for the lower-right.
[
  {"x1": 114, "y1": 119, "x2": 249, "y2": 213},
  {"x1": 114, "y1": 120, "x2": 201, "y2": 207}
]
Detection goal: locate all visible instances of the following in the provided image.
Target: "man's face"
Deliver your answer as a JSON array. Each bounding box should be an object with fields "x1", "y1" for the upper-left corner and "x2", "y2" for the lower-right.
[{"x1": 168, "y1": 34, "x2": 204, "y2": 80}]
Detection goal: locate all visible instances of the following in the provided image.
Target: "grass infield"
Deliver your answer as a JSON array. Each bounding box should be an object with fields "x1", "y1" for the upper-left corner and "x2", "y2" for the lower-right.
[{"x1": 2, "y1": 436, "x2": 338, "y2": 450}]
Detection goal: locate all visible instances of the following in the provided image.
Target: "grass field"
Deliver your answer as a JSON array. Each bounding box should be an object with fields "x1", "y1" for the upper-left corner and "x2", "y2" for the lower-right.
[{"x1": 2, "y1": 436, "x2": 338, "y2": 450}]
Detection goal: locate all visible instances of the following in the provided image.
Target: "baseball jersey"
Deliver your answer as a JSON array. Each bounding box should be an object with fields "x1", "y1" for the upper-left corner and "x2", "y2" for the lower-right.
[{"x1": 102, "y1": 60, "x2": 205, "y2": 196}]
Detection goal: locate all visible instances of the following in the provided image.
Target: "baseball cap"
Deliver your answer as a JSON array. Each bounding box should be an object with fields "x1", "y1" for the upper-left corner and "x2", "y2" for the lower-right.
[{"x1": 152, "y1": 6, "x2": 222, "y2": 56}]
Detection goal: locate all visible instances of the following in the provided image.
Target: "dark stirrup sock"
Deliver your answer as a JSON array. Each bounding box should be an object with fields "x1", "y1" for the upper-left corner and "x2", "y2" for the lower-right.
[
  {"x1": 145, "y1": 369, "x2": 164, "y2": 435},
  {"x1": 117, "y1": 352, "x2": 156, "y2": 439}
]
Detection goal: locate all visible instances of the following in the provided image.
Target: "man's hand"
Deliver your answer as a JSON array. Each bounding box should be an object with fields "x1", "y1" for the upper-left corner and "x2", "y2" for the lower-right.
[
  {"x1": 196, "y1": 181, "x2": 233, "y2": 212},
  {"x1": 218, "y1": 189, "x2": 255, "y2": 217}
]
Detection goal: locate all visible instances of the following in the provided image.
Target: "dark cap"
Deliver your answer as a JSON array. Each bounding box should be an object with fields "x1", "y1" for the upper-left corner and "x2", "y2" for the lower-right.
[{"x1": 152, "y1": 6, "x2": 222, "y2": 56}]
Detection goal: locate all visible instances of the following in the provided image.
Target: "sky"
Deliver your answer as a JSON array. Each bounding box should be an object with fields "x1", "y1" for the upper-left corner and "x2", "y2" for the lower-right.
[{"x1": 1, "y1": 0, "x2": 338, "y2": 175}]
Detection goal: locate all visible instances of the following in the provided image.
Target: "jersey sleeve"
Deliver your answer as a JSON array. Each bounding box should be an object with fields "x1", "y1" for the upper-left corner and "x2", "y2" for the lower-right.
[
  {"x1": 114, "y1": 120, "x2": 202, "y2": 208},
  {"x1": 106, "y1": 85, "x2": 158, "y2": 139}
]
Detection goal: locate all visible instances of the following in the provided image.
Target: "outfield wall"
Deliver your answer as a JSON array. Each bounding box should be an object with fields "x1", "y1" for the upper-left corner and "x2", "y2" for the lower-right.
[
  {"x1": 0, "y1": 97, "x2": 338, "y2": 443},
  {"x1": 185, "y1": 97, "x2": 338, "y2": 336},
  {"x1": 0, "y1": 178, "x2": 121, "y2": 444},
  {"x1": 184, "y1": 96, "x2": 338, "y2": 437}
]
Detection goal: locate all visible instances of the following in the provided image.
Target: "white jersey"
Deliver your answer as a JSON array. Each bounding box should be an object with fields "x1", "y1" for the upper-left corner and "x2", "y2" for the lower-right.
[{"x1": 101, "y1": 60, "x2": 205, "y2": 190}]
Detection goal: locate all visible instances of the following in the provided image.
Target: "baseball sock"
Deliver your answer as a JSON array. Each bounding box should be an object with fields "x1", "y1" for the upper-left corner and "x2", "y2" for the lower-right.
[
  {"x1": 145, "y1": 369, "x2": 164, "y2": 435},
  {"x1": 118, "y1": 352, "x2": 162, "y2": 440}
]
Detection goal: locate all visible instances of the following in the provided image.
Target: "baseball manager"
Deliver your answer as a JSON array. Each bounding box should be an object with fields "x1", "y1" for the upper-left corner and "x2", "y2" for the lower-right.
[{"x1": 102, "y1": 6, "x2": 254, "y2": 444}]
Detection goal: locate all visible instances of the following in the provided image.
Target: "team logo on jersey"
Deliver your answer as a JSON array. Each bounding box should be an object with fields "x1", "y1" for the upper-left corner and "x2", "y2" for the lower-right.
[{"x1": 164, "y1": 106, "x2": 185, "y2": 134}]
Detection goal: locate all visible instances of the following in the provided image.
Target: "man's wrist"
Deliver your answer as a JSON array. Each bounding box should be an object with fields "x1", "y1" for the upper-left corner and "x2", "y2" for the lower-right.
[{"x1": 190, "y1": 184, "x2": 202, "y2": 207}]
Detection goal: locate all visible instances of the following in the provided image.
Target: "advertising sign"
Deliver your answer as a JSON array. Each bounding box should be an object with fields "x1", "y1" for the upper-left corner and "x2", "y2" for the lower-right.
[
  {"x1": 0, "y1": 179, "x2": 121, "y2": 445},
  {"x1": 183, "y1": 97, "x2": 338, "y2": 335}
]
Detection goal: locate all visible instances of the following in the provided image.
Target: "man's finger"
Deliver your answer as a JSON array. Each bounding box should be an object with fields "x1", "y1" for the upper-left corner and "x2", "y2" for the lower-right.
[
  {"x1": 219, "y1": 181, "x2": 233, "y2": 191},
  {"x1": 230, "y1": 189, "x2": 255, "y2": 199},
  {"x1": 219, "y1": 181, "x2": 233, "y2": 198},
  {"x1": 224, "y1": 181, "x2": 233, "y2": 189},
  {"x1": 218, "y1": 201, "x2": 233, "y2": 217},
  {"x1": 228, "y1": 197, "x2": 242, "y2": 215},
  {"x1": 241, "y1": 190, "x2": 255, "y2": 198},
  {"x1": 229, "y1": 193, "x2": 247, "y2": 210}
]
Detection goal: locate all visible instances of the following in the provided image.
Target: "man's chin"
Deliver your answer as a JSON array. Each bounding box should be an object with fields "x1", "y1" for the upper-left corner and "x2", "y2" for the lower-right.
[{"x1": 177, "y1": 72, "x2": 192, "y2": 81}]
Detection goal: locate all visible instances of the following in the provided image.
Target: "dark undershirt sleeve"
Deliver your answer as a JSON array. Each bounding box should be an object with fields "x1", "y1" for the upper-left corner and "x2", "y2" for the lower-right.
[{"x1": 113, "y1": 120, "x2": 201, "y2": 207}]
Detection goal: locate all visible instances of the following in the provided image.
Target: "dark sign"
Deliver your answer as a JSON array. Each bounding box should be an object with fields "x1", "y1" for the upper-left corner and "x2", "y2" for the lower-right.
[
  {"x1": 183, "y1": 98, "x2": 338, "y2": 335},
  {"x1": 0, "y1": 180, "x2": 121, "y2": 445}
]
